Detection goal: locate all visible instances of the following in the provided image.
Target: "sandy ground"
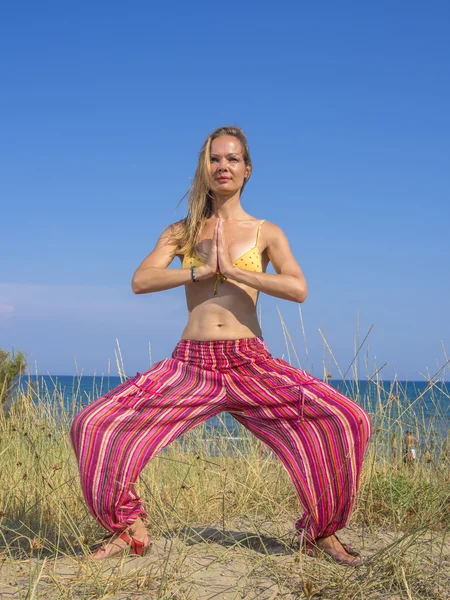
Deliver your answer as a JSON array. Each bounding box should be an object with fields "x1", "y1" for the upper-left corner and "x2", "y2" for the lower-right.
[{"x1": 0, "y1": 524, "x2": 449, "y2": 599}]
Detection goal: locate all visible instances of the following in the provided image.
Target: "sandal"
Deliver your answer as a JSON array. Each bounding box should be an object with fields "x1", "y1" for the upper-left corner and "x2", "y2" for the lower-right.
[
  {"x1": 305, "y1": 535, "x2": 364, "y2": 567},
  {"x1": 118, "y1": 531, "x2": 151, "y2": 556},
  {"x1": 318, "y1": 546, "x2": 365, "y2": 567},
  {"x1": 334, "y1": 534, "x2": 362, "y2": 558},
  {"x1": 92, "y1": 531, "x2": 151, "y2": 559}
]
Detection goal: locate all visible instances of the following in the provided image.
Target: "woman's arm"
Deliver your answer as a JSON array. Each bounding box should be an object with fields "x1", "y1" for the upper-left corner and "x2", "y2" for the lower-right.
[
  {"x1": 131, "y1": 223, "x2": 214, "y2": 294},
  {"x1": 219, "y1": 221, "x2": 308, "y2": 303}
]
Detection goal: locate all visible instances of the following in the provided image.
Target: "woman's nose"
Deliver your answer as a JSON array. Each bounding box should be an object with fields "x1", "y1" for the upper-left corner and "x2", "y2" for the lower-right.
[{"x1": 217, "y1": 159, "x2": 229, "y2": 171}]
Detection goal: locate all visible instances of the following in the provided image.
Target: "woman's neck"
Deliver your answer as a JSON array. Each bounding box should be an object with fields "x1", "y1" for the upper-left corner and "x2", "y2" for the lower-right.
[{"x1": 212, "y1": 193, "x2": 248, "y2": 221}]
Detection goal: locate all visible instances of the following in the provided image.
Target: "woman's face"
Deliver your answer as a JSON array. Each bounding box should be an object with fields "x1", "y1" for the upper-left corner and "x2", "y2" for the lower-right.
[{"x1": 209, "y1": 135, "x2": 251, "y2": 197}]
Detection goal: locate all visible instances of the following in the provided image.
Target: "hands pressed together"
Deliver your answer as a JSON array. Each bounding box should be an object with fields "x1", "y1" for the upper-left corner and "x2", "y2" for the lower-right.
[{"x1": 195, "y1": 219, "x2": 235, "y2": 281}]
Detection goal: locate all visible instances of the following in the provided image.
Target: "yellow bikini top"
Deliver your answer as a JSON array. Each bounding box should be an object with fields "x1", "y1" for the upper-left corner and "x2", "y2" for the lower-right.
[{"x1": 182, "y1": 220, "x2": 265, "y2": 296}]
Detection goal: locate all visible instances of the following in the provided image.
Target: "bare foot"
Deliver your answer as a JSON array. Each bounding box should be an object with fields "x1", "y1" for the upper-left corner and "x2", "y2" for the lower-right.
[
  {"x1": 314, "y1": 534, "x2": 364, "y2": 566},
  {"x1": 93, "y1": 518, "x2": 151, "y2": 560}
]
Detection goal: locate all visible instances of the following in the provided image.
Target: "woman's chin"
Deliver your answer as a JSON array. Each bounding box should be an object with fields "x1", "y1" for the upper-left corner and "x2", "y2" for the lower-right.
[{"x1": 211, "y1": 185, "x2": 240, "y2": 197}]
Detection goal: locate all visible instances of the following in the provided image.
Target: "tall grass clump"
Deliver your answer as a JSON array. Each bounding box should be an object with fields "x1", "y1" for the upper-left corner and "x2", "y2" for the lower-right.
[{"x1": 0, "y1": 331, "x2": 449, "y2": 599}]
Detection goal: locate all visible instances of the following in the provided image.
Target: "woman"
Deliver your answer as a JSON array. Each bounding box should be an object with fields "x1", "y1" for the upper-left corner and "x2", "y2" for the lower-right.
[{"x1": 71, "y1": 126, "x2": 372, "y2": 565}]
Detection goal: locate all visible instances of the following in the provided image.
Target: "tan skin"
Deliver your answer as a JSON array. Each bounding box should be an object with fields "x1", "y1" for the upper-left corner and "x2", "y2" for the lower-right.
[{"x1": 94, "y1": 136, "x2": 360, "y2": 564}]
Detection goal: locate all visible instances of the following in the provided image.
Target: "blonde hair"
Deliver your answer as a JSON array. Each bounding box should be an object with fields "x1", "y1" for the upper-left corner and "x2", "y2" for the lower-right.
[{"x1": 175, "y1": 126, "x2": 252, "y2": 257}]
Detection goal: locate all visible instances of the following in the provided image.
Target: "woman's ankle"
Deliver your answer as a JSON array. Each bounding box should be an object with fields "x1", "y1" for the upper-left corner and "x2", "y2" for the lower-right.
[{"x1": 127, "y1": 517, "x2": 148, "y2": 537}]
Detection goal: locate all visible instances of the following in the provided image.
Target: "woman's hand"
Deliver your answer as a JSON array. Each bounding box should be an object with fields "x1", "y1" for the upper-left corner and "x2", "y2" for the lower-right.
[
  {"x1": 217, "y1": 219, "x2": 235, "y2": 278},
  {"x1": 195, "y1": 219, "x2": 219, "y2": 280}
]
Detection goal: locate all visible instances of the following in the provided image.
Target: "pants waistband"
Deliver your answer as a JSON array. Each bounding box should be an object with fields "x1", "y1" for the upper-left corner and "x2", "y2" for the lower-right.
[{"x1": 172, "y1": 337, "x2": 270, "y2": 370}]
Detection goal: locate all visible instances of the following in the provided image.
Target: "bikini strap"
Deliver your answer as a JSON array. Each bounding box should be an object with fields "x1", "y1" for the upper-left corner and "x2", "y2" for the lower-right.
[{"x1": 255, "y1": 220, "x2": 266, "y2": 245}]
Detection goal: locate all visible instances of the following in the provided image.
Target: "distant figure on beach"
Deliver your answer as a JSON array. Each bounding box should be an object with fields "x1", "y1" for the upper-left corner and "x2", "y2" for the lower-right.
[
  {"x1": 403, "y1": 430, "x2": 418, "y2": 464},
  {"x1": 70, "y1": 126, "x2": 372, "y2": 565}
]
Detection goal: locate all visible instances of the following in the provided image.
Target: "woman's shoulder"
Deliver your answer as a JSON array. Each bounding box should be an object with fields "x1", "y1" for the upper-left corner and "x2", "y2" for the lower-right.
[
  {"x1": 159, "y1": 219, "x2": 186, "y2": 239},
  {"x1": 153, "y1": 220, "x2": 187, "y2": 256},
  {"x1": 256, "y1": 221, "x2": 294, "y2": 254},
  {"x1": 258, "y1": 219, "x2": 287, "y2": 238}
]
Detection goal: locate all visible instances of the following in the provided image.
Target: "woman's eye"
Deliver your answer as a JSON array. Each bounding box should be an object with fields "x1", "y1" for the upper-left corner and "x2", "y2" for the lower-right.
[{"x1": 230, "y1": 157, "x2": 239, "y2": 162}]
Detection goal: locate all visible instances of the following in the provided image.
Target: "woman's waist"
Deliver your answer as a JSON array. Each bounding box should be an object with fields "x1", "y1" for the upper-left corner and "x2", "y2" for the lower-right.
[
  {"x1": 182, "y1": 303, "x2": 261, "y2": 341},
  {"x1": 172, "y1": 335, "x2": 270, "y2": 369}
]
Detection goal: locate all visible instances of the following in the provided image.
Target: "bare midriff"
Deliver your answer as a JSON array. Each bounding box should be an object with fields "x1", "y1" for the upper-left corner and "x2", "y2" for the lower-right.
[{"x1": 179, "y1": 261, "x2": 266, "y2": 341}]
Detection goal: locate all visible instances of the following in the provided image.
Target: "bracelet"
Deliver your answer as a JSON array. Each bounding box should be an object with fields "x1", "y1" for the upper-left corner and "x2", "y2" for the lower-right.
[{"x1": 190, "y1": 265, "x2": 199, "y2": 283}]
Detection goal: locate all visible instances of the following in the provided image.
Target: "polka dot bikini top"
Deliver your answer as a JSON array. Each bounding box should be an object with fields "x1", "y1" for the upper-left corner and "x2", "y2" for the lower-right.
[{"x1": 182, "y1": 220, "x2": 265, "y2": 295}]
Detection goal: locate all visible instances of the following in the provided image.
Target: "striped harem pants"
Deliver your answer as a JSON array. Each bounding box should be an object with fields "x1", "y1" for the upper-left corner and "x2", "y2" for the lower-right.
[{"x1": 70, "y1": 337, "x2": 372, "y2": 546}]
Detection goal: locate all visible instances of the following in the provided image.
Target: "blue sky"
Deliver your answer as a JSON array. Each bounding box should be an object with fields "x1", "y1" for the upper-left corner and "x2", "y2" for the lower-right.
[{"x1": 1, "y1": 1, "x2": 449, "y2": 380}]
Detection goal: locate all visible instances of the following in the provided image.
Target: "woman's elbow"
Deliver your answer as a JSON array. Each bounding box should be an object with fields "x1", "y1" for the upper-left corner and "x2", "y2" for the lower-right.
[
  {"x1": 295, "y1": 281, "x2": 308, "y2": 304},
  {"x1": 131, "y1": 272, "x2": 146, "y2": 294}
]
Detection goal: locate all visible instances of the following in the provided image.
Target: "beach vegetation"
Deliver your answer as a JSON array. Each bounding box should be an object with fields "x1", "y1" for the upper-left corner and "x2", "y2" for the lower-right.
[
  {"x1": 0, "y1": 347, "x2": 27, "y2": 409},
  {"x1": 0, "y1": 331, "x2": 449, "y2": 598}
]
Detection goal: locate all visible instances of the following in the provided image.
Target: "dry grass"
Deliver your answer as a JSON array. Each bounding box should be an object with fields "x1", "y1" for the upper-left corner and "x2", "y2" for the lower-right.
[{"x1": 0, "y1": 349, "x2": 449, "y2": 599}]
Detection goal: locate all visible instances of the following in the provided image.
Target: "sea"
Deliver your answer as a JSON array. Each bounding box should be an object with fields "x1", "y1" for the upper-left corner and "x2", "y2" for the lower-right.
[{"x1": 21, "y1": 375, "x2": 450, "y2": 452}]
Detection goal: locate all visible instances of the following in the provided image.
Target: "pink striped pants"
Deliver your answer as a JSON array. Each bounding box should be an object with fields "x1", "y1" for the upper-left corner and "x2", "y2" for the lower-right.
[{"x1": 70, "y1": 337, "x2": 372, "y2": 546}]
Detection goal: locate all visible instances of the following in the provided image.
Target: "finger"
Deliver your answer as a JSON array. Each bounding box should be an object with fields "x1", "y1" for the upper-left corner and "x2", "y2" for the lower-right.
[
  {"x1": 215, "y1": 220, "x2": 222, "y2": 247},
  {"x1": 217, "y1": 223, "x2": 227, "y2": 256},
  {"x1": 212, "y1": 218, "x2": 219, "y2": 240},
  {"x1": 220, "y1": 223, "x2": 227, "y2": 248}
]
